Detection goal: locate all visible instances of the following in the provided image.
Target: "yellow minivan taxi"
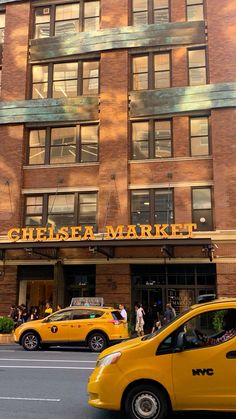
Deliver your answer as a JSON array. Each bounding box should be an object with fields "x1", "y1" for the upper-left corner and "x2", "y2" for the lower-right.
[
  {"x1": 88, "y1": 297, "x2": 236, "y2": 418},
  {"x1": 14, "y1": 306, "x2": 128, "y2": 352}
]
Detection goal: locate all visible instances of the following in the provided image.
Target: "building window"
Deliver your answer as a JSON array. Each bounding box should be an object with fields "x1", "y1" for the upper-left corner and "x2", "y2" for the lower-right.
[
  {"x1": 28, "y1": 124, "x2": 98, "y2": 165},
  {"x1": 132, "y1": 52, "x2": 170, "y2": 90},
  {"x1": 131, "y1": 189, "x2": 173, "y2": 225},
  {"x1": 186, "y1": 0, "x2": 204, "y2": 21},
  {"x1": 25, "y1": 192, "x2": 97, "y2": 230},
  {"x1": 0, "y1": 13, "x2": 5, "y2": 44},
  {"x1": 188, "y1": 48, "x2": 206, "y2": 86},
  {"x1": 132, "y1": 0, "x2": 169, "y2": 25},
  {"x1": 192, "y1": 187, "x2": 213, "y2": 231},
  {"x1": 31, "y1": 60, "x2": 99, "y2": 99},
  {"x1": 132, "y1": 119, "x2": 172, "y2": 159},
  {"x1": 190, "y1": 117, "x2": 209, "y2": 156},
  {"x1": 33, "y1": 1, "x2": 100, "y2": 39}
]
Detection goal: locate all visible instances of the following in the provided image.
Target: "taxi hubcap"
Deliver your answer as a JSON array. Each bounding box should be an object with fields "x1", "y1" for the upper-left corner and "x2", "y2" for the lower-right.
[
  {"x1": 133, "y1": 393, "x2": 160, "y2": 418},
  {"x1": 24, "y1": 334, "x2": 38, "y2": 349},
  {"x1": 90, "y1": 336, "x2": 104, "y2": 350}
]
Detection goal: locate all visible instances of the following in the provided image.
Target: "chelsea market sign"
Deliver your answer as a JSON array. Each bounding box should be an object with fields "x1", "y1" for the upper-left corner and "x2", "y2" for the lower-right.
[{"x1": 7, "y1": 223, "x2": 197, "y2": 243}]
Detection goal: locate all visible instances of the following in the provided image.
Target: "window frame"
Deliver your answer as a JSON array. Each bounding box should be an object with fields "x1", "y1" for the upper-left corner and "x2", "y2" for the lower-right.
[
  {"x1": 191, "y1": 186, "x2": 213, "y2": 231},
  {"x1": 189, "y1": 115, "x2": 210, "y2": 157},
  {"x1": 24, "y1": 192, "x2": 98, "y2": 230},
  {"x1": 131, "y1": 51, "x2": 171, "y2": 91},
  {"x1": 32, "y1": 1, "x2": 100, "y2": 39},
  {"x1": 27, "y1": 123, "x2": 99, "y2": 165},
  {"x1": 188, "y1": 47, "x2": 207, "y2": 86},
  {"x1": 131, "y1": 0, "x2": 170, "y2": 26},
  {"x1": 30, "y1": 59, "x2": 100, "y2": 99},
  {"x1": 186, "y1": 0, "x2": 205, "y2": 22},
  {"x1": 131, "y1": 118, "x2": 173, "y2": 160},
  {"x1": 131, "y1": 188, "x2": 174, "y2": 226}
]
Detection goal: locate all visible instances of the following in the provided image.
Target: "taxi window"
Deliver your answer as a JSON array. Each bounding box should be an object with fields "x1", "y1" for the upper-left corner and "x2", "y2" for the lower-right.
[
  {"x1": 71, "y1": 310, "x2": 103, "y2": 320},
  {"x1": 46, "y1": 310, "x2": 71, "y2": 322},
  {"x1": 112, "y1": 311, "x2": 123, "y2": 321}
]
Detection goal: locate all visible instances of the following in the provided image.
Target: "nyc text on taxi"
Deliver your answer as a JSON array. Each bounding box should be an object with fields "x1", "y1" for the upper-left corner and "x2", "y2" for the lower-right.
[
  {"x1": 88, "y1": 298, "x2": 236, "y2": 419},
  {"x1": 14, "y1": 306, "x2": 128, "y2": 352}
]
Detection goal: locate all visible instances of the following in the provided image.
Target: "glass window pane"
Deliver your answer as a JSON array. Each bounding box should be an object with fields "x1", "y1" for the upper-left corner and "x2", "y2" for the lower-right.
[
  {"x1": 25, "y1": 216, "x2": 42, "y2": 226},
  {"x1": 83, "y1": 61, "x2": 99, "y2": 78},
  {"x1": 84, "y1": 17, "x2": 100, "y2": 31},
  {"x1": 55, "y1": 20, "x2": 79, "y2": 36},
  {"x1": 187, "y1": 5, "x2": 204, "y2": 21},
  {"x1": 51, "y1": 127, "x2": 76, "y2": 145},
  {"x1": 26, "y1": 196, "x2": 43, "y2": 214},
  {"x1": 132, "y1": 190, "x2": 150, "y2": 212},
  {"x1": 191, "y1": 117, "x2": 208, "y2": 136},
  {"x1": 32, "y1": 83, "x2": 48, "y2": 99},
  {"x1": 155, "y1": 190, "x2": 173, "y2": 211},
  {"x1": 53, "y1": 80, "x2": 77, "y2": 98},
  {"x1": 33, "y1": 66, "x2": 48, "y2": 83},
  {"x1": 84, "y1": 1, "x2": 100, "y2": 17},
  {"x1": 155, "y1": 140, "x2": 171, "y2": 158},
  {"x1": 56, "y1": 4, "x2": 80, "y2": 21},
  {"x1": 155, "y1": 121, "x2": 171, "y2": 138},
  {"x1": 81, "y1": 125, "x2": 98, "y2": 162},
  {"x1": 34, "y1": 8, "x2": 50, "y2": 38},
  {"x1": 155, "y1": 54, "x2": 170, "y2": 71},
  {"x1": 191, "y1": 136, "x2": 209, "y2": 156},
  {"x1": 29, "y1": 148, "x2": 45, "y2": 165},
  {"x1": 47, "y1": 214, "x2": 75, "y2": 229},
  {"x1": 133, "y1": 0, "x2": 148, "y2": 10},
  {"x1": 0, "y1": 13, "x2": 5, "y2": 28},
  {"x1": 81, "y1": 125, "x2": 98, "y2": 143},
  {"x1": 133, "y1": 12, "x2": 148, "y2": 25},
  {"x1": 132, "y1": 122, "x2": 149, "y2": 159},
  {"x1": 79, "y1": 194, "x2": 97, "y2": 223},
  {"x1": 29, "y1": 130, "x2": 46, "y2": 147},
  {"x1": 35, "y1": 23, "x2": 50, "y2": 39},
  {"x1": 133, "y1": 74, "x2": 148, "y2": 90},
  {"x1": 189, "y1": 50, "x2": 206, "y2": 67},
  {"x1": 155, "y1": 71, "x2": 170, "y2": 88},
  {"x1": 133, "y1": 56, "x2": 148, "y2": 73},
  {"x1": 53, "y1": 63, "x2": 78, "y2": 80},
  {"x1": 193, "y1": 189, "x2": 211, "y2": 209},
  {"x1": 154, "y1": 0, "x2": 168, "y2": 7},
  {"x1": 48, "y1": 194, "x2": 74, "y2": 213},
  {"x1": 189, "y1": 68, "x2": 206, "y2": 85},
  {"x1": 154, "y1": 9, "x2": 169, "y2": 24}
]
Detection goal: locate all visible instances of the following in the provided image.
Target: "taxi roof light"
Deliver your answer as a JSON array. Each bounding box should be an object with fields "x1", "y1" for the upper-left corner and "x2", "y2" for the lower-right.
[{"x1": 197, "y1": 294, "x2": 216, "y2": 304}]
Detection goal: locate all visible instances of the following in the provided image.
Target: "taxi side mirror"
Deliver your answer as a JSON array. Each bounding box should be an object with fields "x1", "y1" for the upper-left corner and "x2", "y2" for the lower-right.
[{"x1": 174, "y1": 331, "x2": 185, "y2": 352}]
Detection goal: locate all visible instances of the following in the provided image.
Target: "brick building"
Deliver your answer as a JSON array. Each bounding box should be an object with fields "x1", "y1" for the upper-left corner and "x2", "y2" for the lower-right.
[{"x1": 0, "y1": 0, "x2": 236, "y2": 317}]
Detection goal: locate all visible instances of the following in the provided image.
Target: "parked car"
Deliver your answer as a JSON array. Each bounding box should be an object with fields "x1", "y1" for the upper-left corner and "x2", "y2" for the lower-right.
[
  {"x1": 14, "y1": 306, "x2": 129, "y2": 352},
  {"x1": 88, "y1": 297, "x2": 236, "y2": 418}
]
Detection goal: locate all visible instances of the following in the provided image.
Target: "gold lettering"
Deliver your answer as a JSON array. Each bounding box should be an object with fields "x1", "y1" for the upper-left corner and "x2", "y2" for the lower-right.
[
  {"x1": 106, "y1": 225, "x2": 125, "y2": 239},
  {"x1": 7, "y1": 228, "x2": 20, "y2": 242},
  {"x1": 82, "y1": 226, "x2": 95, "y2": 240},
  {"x1": 171, "y1": 224, "x2": 183, "y2": 237},
  {"x1": 35, "y1": 228, "x2": 47, "y2": 241},
  {"x1": 183, "y1": 223, "x2": 197, "y2": 238},
  {"x1": 139, "y1": 224, "x2": 153, "y2": 238},
  {"x1": 159, "y1": 224, "x2": 169, "y2": 238},
  {"x1": 22, "y1": 228, "x2": 34, "y2": 241},
  {"x1": 126, "y1": 225, "x2": 138, "y2": 239},
  {"x1": 71, "y1": 226, "x2": 82, "y2": 240},
  {"x1": 58, "y1": 226, "x2": 69, "y2": 241}
]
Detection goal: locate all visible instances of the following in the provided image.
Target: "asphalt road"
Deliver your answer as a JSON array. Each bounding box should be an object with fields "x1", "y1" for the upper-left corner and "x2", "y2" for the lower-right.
[{"x1": 0, "y1": 344, "x2": 235, "y2": 419}]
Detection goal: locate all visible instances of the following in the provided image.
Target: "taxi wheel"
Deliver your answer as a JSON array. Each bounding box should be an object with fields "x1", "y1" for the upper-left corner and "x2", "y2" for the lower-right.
[
  {"x1": 88, "y1": 333, "x2": 107, "y2": 352},
  {"x1": 22, "y1": 332, "x2": 40, "y2": 351},
  {"x1": 125, "y1": 384, "x2": 169, "y2": 419}
]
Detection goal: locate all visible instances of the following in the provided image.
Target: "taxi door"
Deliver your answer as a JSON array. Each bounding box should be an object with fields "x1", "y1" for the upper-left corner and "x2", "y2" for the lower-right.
[
  {"x1": 172, "y1": 309, "x2": 236, "y2": 410},
  {"x1": 41, "y1": 310, "x2": 72, "y2": 342}
]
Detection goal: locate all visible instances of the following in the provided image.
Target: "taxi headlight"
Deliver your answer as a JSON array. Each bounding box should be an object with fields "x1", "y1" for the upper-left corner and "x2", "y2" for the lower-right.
[{"x1": 96, "y1": 352, "x2": 122, "y2": 367}]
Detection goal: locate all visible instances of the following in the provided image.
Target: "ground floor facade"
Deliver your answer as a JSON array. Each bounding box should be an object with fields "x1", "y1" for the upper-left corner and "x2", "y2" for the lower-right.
[{"x1": 1, "y1": 233, "x2": 235, "y2": 319}]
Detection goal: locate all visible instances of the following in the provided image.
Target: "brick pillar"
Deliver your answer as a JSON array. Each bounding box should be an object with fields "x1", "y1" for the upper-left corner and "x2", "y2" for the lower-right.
[
  {"x1": 173, "y1": 116, "x2": 189, "y2": 157},
  {"x1": 217, "y1": 264, "x2": 236, "y2": 298},
  {"x1": 171, "y1": 0, "x2": 186, "y2": 22},
  {"x1": 172, "y1": 48, "x2": 188, "y2": 88},
  {"x1": 96, "y1": 264, "x2": 131, "y2": 308},
  {"x1": 0, "y1": 266, "x2": 18, "y2": 316}
]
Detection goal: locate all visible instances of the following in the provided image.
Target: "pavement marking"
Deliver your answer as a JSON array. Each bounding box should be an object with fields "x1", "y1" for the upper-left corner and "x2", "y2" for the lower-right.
[
  {"x1": 0, "y1": 397, "x2": 60, "y2": 402},
  {"x1": 0, "y1": 358, "x2": 96, "y2": 363},
  {"x1": 0, "y1": 365, "x2": 94, "y2": 370}
]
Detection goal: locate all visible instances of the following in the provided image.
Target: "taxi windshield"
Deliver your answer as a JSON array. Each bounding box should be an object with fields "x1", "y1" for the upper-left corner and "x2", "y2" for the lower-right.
[{"x1": 142, "y1": 308, "x2": 192, "y2": 341}]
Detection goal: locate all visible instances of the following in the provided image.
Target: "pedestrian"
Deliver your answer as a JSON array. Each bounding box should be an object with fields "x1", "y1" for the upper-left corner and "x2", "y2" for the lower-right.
[
  {"x1": 56, "y1": 304, "x2": 62, "y2": 311},
  {"x1": 163, "y1": 303, "x2": 175, "y2": 325},
  {"x1": 21, "y1": 304, "x2": 29, "y2": 323},
  {"x1": 135, "y1": 303, "x2": 145, "y2": 337},
  {"x1": 8, "y1": 304, "x2": 18, "y2": 328},
  {"x1": 151, "y1": 315, "x2": 162, "y2": 333},
  {"x1": 119, "y1": 304, "x2": 127, "y2": 322},
  {"x1": 44, "y1": 302, "x2": 53, "y2": 317},
  {"x1": 30, "y1": 306, "x2": 40, "y2": 320}
]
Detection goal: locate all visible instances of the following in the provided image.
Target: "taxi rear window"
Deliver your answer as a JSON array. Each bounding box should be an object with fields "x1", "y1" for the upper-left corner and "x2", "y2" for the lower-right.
[
  {"x1": 72, "y1": 310, "x2": 103, "y2": 320},
  {"x1": 112, "y1": 311, "x2": 123, "y2": 321}
]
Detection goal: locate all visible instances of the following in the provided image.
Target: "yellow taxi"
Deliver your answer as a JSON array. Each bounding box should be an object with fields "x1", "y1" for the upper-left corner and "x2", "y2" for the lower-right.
[
  {"x1": 88, "y1": 297, "x2": 236, "y2": 418},
  {"x1": 14, "y1": 306, "x2": 128, "y2": 352}
]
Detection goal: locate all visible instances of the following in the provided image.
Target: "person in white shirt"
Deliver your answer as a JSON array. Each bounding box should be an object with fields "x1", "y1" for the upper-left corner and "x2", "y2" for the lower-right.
[
  {"x1": 135, "y1": 303, "x2": 145, "y2": 336},
  {"x1": 119, "y1": 304, "x2": 127, "y2": 322}
]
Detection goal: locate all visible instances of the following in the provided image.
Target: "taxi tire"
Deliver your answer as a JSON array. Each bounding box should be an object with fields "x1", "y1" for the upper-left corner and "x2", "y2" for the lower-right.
[
  {"x1": 87, "y1": 332, "x2": 107, "y2": 352},
  {"x1": 124, "y1": 384, "x2": 169, "y2": 419},
  {"x1": 22, "y1": 332, "x2": 40, "y2": 351}
]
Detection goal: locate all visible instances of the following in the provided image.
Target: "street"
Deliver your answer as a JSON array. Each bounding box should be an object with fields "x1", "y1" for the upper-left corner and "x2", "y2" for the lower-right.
[{"x1": 0, "y1": 345, "x2": 234, "y2": 419}]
